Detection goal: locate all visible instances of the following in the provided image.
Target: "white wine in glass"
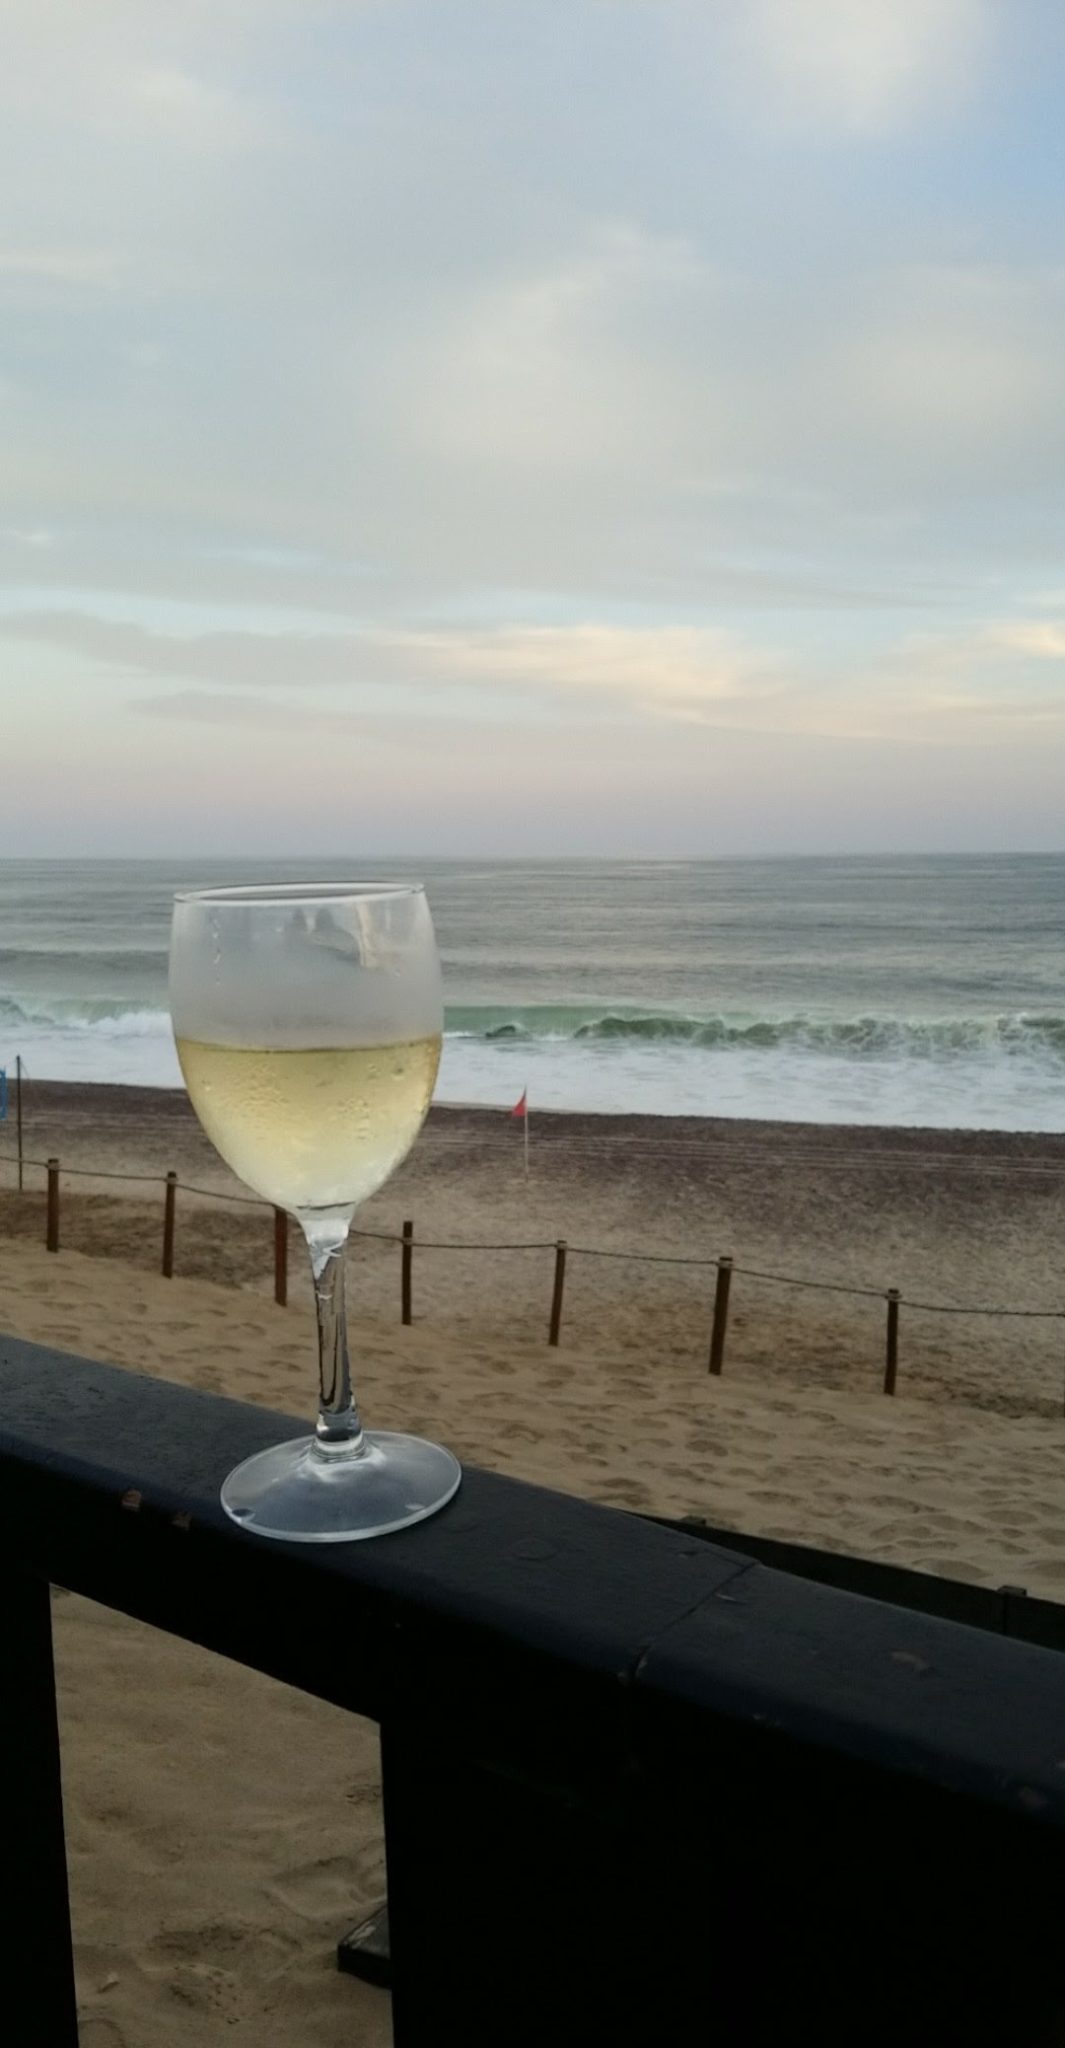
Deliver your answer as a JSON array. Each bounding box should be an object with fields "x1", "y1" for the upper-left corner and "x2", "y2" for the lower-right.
[
  {"x1": 172, "y1": 1039, "x2": 442, "y2": 1213},
  {"x1": 169, "y1": 882, "x2": 461, "y2": 1542}
]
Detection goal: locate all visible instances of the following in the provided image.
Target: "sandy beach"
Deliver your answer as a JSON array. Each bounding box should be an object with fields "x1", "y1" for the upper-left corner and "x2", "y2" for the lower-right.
[
  {"x1": 3, "y1": 1084, "x2": 1065, "y2": 2043},
  {"x1": 4, "y1": 1080, "x2": 1065, "y2": 1415}
]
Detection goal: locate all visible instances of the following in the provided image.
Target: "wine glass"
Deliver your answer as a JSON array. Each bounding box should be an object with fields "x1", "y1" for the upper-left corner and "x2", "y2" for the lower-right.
[{"x1": 169, "y1": 881, "x2": 461, "y2": 1542}]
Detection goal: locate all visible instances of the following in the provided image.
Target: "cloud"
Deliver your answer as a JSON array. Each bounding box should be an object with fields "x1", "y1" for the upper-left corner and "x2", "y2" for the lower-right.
[
  {"x1": 0, "y1": 608, "x2": 771, "y2": 717},
  {"x1": 124, "y1": 65, "x2": 266, "y2": 149},
  {"x1": 826, "y1": 266, "x2": 1065, "y2": 491},
  {"x1": 2, "y1": 527, "x2": 55, "y2": 550},
  {"x1": 409, "y1": 623, "x2": 774, "y2": 718},
  {"x1": 733, "y1": 0, "x2": 990, "y2": 133},
  {"x1": 0, "y1": 248, "x2": 123, "y2": 286},
  {"x1": 0, "y1": 4, "x2": 280, "y2": 144},
  {"x1": 0, "y1": 611, "x2": 382, "y2": 688},
  {"x1": 403, "y1": 224, "x2": 714, "y2": 479},
  {"x1": 10, "y1": 601, "x2": 1064, "y2": 754},
  {"x1": 982, "y1": 622, "x2": 1065, "y2": 660},
  {"x1": 133, "y1": 689, "x2": 398, "y2": 736}
]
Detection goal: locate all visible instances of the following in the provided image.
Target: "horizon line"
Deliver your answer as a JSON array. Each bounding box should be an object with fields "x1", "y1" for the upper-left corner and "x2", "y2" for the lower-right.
[{"x1": 1, "y1": 847, "x2": 1064, "y2": 866}]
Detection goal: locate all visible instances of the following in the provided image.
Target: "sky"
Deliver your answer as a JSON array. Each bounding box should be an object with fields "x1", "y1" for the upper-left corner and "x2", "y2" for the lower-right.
[{"x1": 2, "y1": 0, "x2": 1065, "y2": 857}]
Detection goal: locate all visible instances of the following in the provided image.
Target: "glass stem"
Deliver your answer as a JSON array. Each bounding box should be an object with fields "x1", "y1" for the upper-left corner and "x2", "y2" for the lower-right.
[{"x1": 302, "y1": 1217, "x2": 365, "y2": 1456}]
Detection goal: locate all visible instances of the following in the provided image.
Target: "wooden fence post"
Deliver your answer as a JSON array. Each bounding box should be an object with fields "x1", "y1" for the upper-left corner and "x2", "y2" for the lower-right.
[
  {"x1": 708, "y1": 1256, "x2": 733, "y2": 1376},
  {"x1": 274, "y1": 1209, "x2": 288, "y2": 1307},
  {"x1": 401, "y1": 1221, "x2": 414, "y2": 1326},
  {"x1": 884, "y1": 1289, "x2": 900, "y2": 1396},
  {"x1": 548, "y1": 1240, "x2": 567, "y2": 1347},
  {"x1": 46, "y1": 1159, "x2": 59, "y2": 1254},
  {"x1": 161, "y1": 1172, "x2": 177, "y2": 1278},
  {"x1": 16, "y1": 1054, "x2": 24, "y2": 1193}
]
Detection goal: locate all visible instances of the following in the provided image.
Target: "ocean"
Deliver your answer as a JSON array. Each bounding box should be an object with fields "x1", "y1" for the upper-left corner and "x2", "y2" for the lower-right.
[{"x1": 0, "y1": 854, "x2": 1063, "y2": 1130}]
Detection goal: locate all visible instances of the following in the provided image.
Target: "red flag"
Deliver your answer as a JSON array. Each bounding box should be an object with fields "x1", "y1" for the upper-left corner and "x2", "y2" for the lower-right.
[{"x1": 511, "y1": 1088, "x2": 527, "y2": 1119}]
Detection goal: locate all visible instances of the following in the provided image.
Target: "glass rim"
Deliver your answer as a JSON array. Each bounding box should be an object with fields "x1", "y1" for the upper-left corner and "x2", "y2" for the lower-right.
[{"x1": 172, "y1": 880, "x2": 426, "y2": 906}]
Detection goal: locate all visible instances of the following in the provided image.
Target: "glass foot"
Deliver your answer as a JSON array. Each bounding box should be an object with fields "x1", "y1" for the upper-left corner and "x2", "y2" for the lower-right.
[{"x1": 220, "y1": 1430, "x2": 462, "y2": 1542}]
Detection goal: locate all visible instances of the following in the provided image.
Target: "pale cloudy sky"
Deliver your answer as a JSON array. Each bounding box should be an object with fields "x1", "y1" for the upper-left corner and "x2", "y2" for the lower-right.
[{"x1": 2, "y1": 0, "x2": 1064, "y2": 855}]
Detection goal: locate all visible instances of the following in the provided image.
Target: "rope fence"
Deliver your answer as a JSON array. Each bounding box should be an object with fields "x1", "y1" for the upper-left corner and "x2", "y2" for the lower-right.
[{"x1": 3, "y1": 1146, "x2": 1064, "y2": 1411}]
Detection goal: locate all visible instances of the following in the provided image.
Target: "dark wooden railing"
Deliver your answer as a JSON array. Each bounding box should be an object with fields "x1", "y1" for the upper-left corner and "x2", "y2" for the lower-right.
[
  {"x1": 661, "y1": 1514, "x2": 1065, "y2": 1649},
  {"x1": 4, "y1": 1335, "x2": 1065, "y2": 2046}
]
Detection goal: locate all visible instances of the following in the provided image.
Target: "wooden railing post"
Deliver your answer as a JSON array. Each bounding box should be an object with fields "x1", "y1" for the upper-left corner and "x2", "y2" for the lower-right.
[
  {"x1": 884, "y1": 1289, "x2": 900, "y2": 1396},
  {"x1": 708, "y1": 1256, "x2": 733, "y2": 1376},
  {"x1": 401, "y1": 1221, "x2": 413, "y2": 1326},
  {"x1": 274, "y1": 1209, "x2": 288, "y2": 1307},
  {"x1": 45, "y1": 1159, "x2": 59, "y2": 1254},
  {"x1": 548, "y1": 1240, "x2": 567, "y2": 1347},
  {"x1": 162, "y1": 1172, "x2": 177, "y2": 1278},
  {"x1": 5, "y1": 1571, "x2": 79, "y2": 2046}
]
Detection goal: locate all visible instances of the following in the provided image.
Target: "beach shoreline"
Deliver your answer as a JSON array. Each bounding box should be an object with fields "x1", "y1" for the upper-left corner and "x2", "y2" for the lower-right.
[{"x1": 6, "y1": 1074, "x2": 1065, "y2": 1171}]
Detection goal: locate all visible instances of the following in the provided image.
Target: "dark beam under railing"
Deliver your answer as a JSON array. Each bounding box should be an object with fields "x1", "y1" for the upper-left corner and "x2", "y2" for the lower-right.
[{"x1": 3, "y1": 1333, "x2": 1065, "y2": 2047}]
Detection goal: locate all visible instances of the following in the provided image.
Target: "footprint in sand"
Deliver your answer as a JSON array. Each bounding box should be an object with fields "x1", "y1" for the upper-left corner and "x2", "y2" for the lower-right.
[
  {"x1": 913, "y1": 1555, "x2": 985, "y2": 1583},
  {"x1": 267, "y1": 1848, "x2": 382, "y2": 1921},
  {"x1": 1022, "y1": 1556, "x2": 1065, "y2": 1581}
]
